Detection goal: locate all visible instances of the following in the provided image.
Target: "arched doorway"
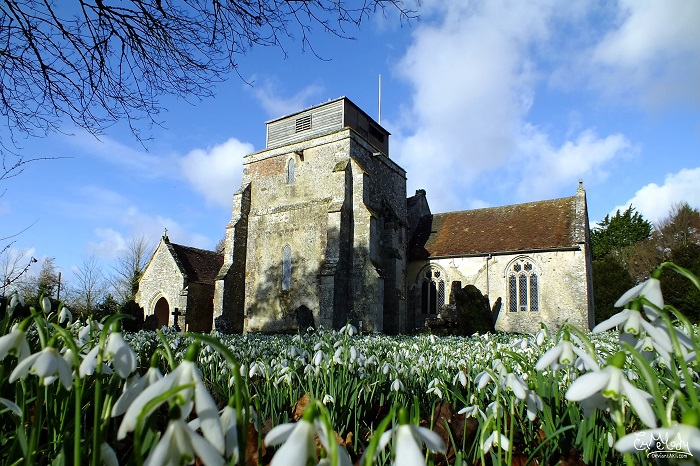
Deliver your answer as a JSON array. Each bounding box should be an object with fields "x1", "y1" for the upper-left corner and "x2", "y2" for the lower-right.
[{"x1": 154, "y1": 297, "x2": 169, "y2": 328}]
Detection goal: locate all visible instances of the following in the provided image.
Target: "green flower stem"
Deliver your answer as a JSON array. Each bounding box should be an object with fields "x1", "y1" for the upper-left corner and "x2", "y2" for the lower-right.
[
  {"x1": 27, "y1": 383, "x2": 45, "y2": 466},
  {"x1": 612, "y1": 404, "x2": 635, "y2": 466},
  {"x1": 659, "y1": 312, "x2": 699, "y2": 410},
  {"x1": 74, "y1": 377, "x2": 83, "y2": 466}
]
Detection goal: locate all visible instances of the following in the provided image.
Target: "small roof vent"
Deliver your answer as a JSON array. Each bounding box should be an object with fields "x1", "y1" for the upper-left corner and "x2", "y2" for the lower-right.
[{"x1": 295, "y1": 114, "x2": 312, "y2": 133}]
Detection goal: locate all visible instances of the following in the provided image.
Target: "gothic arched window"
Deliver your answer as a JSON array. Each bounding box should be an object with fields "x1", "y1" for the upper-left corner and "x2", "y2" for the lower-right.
[
  {"x1": 287, "y1": 158, "x2": 296, "y2": 184},
  {"x1": 419, "y1": 266, "x2": 445, "y2": 314},
  {"x1": 507, "y1": 258, "x2": 539, "y2": 312},
  {"x1": 282, "y1": 245, "x2": 292, "y2": 291}
]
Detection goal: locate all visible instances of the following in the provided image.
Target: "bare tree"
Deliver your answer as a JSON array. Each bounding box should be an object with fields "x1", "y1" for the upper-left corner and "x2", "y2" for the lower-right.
[
  {"x1": 0, "y1": 0, "x2": 415, "y2": 144},
  {"x1": 67, "y1": 255, "x2": 108, "y2": 315},
  {"x1": 0, "y1": 245, "x2": 37, "y2": 297},
  {"x1": 215, "y1": 236, "x2": 226, "y2": 254},
  {"x1": 110, "y1": 234, "x2": 153, "y2": 303},
  {"x1": 655, "y1": 202, "x2": 700, "y2": 251}
]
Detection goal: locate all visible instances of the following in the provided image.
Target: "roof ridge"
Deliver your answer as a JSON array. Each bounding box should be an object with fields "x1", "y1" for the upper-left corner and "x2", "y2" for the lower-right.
[{"x1": 433, "y1": 195, "x2": 576, "y2": 216}]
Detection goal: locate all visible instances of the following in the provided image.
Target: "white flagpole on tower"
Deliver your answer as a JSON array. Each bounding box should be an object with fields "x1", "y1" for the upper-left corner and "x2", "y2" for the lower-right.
[{"x1": 378, "y1": 74, "x2": 382, "y2": 125}]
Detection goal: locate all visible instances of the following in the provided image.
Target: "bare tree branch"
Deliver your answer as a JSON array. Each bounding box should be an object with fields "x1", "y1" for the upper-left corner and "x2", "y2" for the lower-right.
[{"x1": 0, "y1": 0, "x2": 417, "y2": 144}]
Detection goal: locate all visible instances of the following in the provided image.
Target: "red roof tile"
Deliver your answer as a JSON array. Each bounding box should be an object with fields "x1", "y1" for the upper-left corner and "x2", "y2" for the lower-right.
[
  {"x1": 409, "y1": 196, "x2": 581, "y2": 259},
  {"x1": 169, "y1": 243, "x2": 223, "y2": 285}
]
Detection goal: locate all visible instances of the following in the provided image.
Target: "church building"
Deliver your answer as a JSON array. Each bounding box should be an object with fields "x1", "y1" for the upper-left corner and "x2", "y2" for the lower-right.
[{"x1": 136, "y1": 97, "x2": 593, "y2": 334}]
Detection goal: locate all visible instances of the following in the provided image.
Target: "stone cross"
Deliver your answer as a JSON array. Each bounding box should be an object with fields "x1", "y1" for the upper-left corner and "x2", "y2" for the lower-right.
[{"x1": 171, "y1": 307, "x2": 182, "y2": 331}]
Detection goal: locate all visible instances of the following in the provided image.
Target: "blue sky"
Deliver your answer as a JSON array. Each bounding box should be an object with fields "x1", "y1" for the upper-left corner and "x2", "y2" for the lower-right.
[{"x1": 2, "y1": 0, "x2": 699, "y2": 289}]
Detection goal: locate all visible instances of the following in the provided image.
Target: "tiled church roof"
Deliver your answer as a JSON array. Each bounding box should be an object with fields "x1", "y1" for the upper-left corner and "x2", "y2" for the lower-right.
[
  {"x1": 169, "y1": 243, "x2": 223, "y2": 285},
  {"x1": 409, "y1": 196, "x2": 580, "y2": 259}
]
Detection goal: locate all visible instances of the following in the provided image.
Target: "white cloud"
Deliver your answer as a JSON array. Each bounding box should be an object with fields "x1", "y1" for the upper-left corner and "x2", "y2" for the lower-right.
[
  {"x1": 88, "y1": 207, "x2": 213, "y2": 260},
  {"x1": 514, "y1": 127, "x2": 634, "y2": 200},
  {"x1": 391, "y1": 0, "x2": 631, "y2": 212},
  {"x1": 89, "y1": 228, "x2": 128, "y2": 260},
  {"x1": 179, "y1": 138, "x2": 253, "y2": 207},
  {"x1": 585, "y1": 0, "x2": 700, "y2": 108},
  {"x1": 65, "y1": 130, "x2": 180, "y2": 178},
  {"x1": 611, "y1": 167, "x2": 700, "y2": 224},
  {"x1": 247, "y1": 77, "x2": 324, "y2": 118}
]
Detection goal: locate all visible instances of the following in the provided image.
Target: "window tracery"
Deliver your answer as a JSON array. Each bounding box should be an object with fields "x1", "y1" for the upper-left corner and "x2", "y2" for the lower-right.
[
  {"x1": 419, "y1": 266, "x2": 446, "y2": 314},
  {"x1": 507, "y1": 258, "x2": 539, "y2": 312}
]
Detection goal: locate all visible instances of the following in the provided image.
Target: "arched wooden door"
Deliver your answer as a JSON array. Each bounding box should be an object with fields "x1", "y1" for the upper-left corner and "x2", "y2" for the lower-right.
[{"x1": 154, "y1": 297, "x2": 169, "y2": 328}]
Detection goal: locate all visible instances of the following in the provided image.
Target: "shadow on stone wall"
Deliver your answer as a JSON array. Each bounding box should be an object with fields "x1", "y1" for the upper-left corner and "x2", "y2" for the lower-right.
[
  {"x1": 425, "y1": 284, "x2": 494, "y2": 336},
  {"x1": 237, "y1": 242, "x2": 380, "y2": 334}
]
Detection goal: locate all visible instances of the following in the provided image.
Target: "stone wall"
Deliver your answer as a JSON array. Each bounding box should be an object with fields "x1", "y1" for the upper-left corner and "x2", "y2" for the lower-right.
[
  {"x1": 216, "y1": 126, "x2": 407, "y2": 333},
  {"x1": 185, "y1": 282, "x2": 215, "y2": 332},
  {"x1": 407, "y1": 249, "x2": 592, "y2": 333},
  {"x1": 135, "y1": 239, "x2": 186, "y2": 327}
]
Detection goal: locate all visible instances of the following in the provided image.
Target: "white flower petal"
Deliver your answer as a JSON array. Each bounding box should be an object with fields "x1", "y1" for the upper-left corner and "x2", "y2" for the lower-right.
[
  {"x1": 264, "y1": 422, "x2": 297, "y2": 447},
  {"x1": 118, "y1": 367, "x2": 181, "y2": 439},
  {"x1": 269, "y1": 420, "x2": 315, "y2": 466},
  {"x1": 394, "y1": 425, "x2": 427, "y2": 466},
  {"x1": 413, "y1": 425, "x2": 446, "y2": 453},
  {"x1": 144, "y1": 422, "x2": 176, "y2": 466},
  {"x1": 32, "y1": 350, "x2": 57, "y2": 378},
  {"x1": 593, "y1": 310, "x2": 630, "y2": 333},
  {"x1": 107, "y1": 333, "x2": 137, "y2": 378},
  {"x1": 565, "y1": 369, "x2": 611, "y2": 401},
  {"x1": 621, "y1": 378, "x2": 657, "y2": 428},
  {"x1": 535, "y1": 345, "x2": 562, "y2": 371},
  {"x1": 194, "y1": 376, "x2": 225, "y2": 454},
  {"x1": 100, "y1": 442, "x2": 119, "y2": 466},
  {"x1": 79, "y1": 346, "x2": 100, "y2": 378},
  {"x1": 188, "y1": 424, "x2": 226, "y2": 466},
  {"x1": 10, "y1": 351, "x2": 41, "y2": 382},
  {"x1": 0, "y1": 397, "x2": 22, "y2": 416},
  {"x1": 614, "y1": 282, "x2": 646, "y2": 307},
  {"x1": 56, "y1": 354, "x2": 74, "y2": 390}
]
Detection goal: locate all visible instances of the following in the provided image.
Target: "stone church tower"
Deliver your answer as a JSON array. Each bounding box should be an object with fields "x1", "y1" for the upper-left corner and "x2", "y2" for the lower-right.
[{"x1": 213, "y1": 97, "x2": 408, "y2": 333}]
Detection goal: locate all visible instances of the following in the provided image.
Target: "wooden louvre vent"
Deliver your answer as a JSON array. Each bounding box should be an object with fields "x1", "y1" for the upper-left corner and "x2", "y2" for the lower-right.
[{"x1": 295, "y1": 114, "x2": 312, "y2": 132}]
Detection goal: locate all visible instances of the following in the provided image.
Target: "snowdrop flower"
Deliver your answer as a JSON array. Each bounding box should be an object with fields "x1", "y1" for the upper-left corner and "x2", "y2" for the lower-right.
[
  {"x1": 313, "y1": 350, "x2": 324, "y2": 366},
  {"x1": 453, "y1": 370, "x2": 467, "y2": 388},
  {"x1": 339, "y1": 323, "x2": 357, "y2": 336},
  {"x1": 535, "y1": 326, "x2": 548, "y2": 346},
  {"x1": 190, "y1": 405, "x2": 242, "y2": 461},
  {"x1": 105, "y1": 330, "x2": 138, "y2": 378},
  {"x1": 58, "y1": 306, "x2": 73, "y2": 325},
  {"x1": 101, "y1": 443, "x2": 119, "y2": 466},
  {"x1": 145, "y1": 405, "x2": 225, "y2": 466},
  {"x1": 10, "y1": 345, "x2": 73, "y2": 390},
  {"x1": 112, "y1": 358, "x2": 164, "y2": 417},
  {"x1": 0, "y1": 397, "x2": 22, "y2": 416},
  {"x1": 0, "y1": 323, "x2": 31, "y2": 362},
  {"x1": 535, "y1": 334, "x2": 598, "y2": 371},
  {"x1": 525, "y1": 390, "x2": 543, "y2": 422},
  {"x1": 78, "y1": 320, "x2": 103, "y2": 346},
  {"x1": 118, "y1": 344, "x2": 224, "y2": 454},
  {"x1": 9, "y1": 293, "x2": 24, "y2": 311},
  {"x1": 390, "y1": 378, "x2": 404, "y2": 392},
  {"x1": 265, "y1": 405, "x2": 318, "y2": 466},
  {"x1": 41, "y1": 296, "x2": 52, "y2": 314},
  {"x1": 482, "y1": 429, "x2": 510, "y2": 455},
  {"x1": 458, "y1": 405, "x2": 485, "y2": 420},
  {"x1": 503, "y1": 372, "x2": 528, "y2": 401},
  {"x1": 614, "y1": 274, "x2": 663, "y2": 320},
  {"x1": 373, "y1": 408, "x2": 446, "y2": 466},
  {"x1": 565, "y1": 352, "x2": 657, "y2": 428},
  {"x1": 322, "y1": 394, "x2": 335, "y2": 405},
  {"x1": 475, "y1": 370, "x2": 494, "y2": 391}
]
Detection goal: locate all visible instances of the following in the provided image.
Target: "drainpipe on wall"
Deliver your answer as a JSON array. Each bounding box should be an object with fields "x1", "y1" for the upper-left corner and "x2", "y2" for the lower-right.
[{"x1": 486, "y1": 254, "x2": 492, "y2": 303}]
